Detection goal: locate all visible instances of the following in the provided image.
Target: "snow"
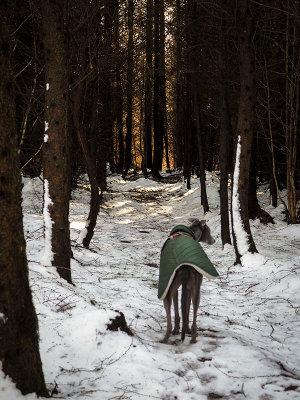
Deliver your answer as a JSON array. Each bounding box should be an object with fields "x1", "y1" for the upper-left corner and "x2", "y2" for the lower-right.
[
  {"x1": 44, "y1": 122, "x2": 49, "y2": 142},
  {"x1": 1, "y1": 171, "x2": 300, "y2": 400},
  {"x1": 77, "y1": 220, "x2": 90, "y2": 244},
  {"x1": 232, "y1": 135, "x2": 250, "y2": 256},
  {"x1": 0, "y1": 370, "x2": 38, "y2": 400},
  {"x1": 40, "y1": 179, "x2": 54, "y2": 266}
]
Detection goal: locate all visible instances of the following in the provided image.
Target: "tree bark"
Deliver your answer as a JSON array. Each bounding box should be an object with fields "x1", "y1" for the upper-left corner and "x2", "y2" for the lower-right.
[
  {"x1": 174, "y1": 0, "x2": 183, "y2": 169},
  {"x1": 72, "y1": 33, "x2": 101, "y2": 248},
  {"x1": 184, "y1": 79, "x2": 192, "y2": 189},
  {"x1": 41, "y1": 0, "x2": 72, "y2": 283},
  {"x1": 123, "y1": 0, "x2": 134, "y2": 178},
  {"x1": 285, "y1": 1, "x2": 299, "y2": 224},
  {"x1": 248, "y1": 144, "x2": 274, "y2": 224},
  {"x1": 0, "y1": 6, "x2": 48, "y2": 396},
  {"x1": 152, "y1": 0, "x2": 165, "y2": 177},
  {"x1": 232, "y1": 0, "x2": 257, "y2": 257},
  {"x1": 144, "y1": 0, "x2": 153, "y2": 174},
  {"x1": 192, "y1": 80, "x2": 209, "y2": 212},
  {"x1": 185, "y1": 0, "x2": 209, "y2": 209},
  {"x1": 217, "y1": 9, "x2": 232, "y2": 247},
  {"x1": 98, "y1": 0, "x2": 116, "y2": 189},
  {"x1": 115, "y1": 0, "x2": 124, "y2": 173}
]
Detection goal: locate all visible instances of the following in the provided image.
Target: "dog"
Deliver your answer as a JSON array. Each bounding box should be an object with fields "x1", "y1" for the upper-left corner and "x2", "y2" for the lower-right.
[{"x1": 159, "y1": 218, "x2": 216, "y2": 344}]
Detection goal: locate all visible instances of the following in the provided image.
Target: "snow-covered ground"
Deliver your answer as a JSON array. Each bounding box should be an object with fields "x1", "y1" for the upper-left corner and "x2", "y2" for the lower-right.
[{"x1": 1, "y1": 172, "x2": 300, "y2": 400}]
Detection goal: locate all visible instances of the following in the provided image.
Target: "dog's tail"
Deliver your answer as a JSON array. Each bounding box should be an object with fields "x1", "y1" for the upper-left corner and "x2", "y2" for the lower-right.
[{"x1": 181, "y1": 267, "x2": 189, "y2": 342}]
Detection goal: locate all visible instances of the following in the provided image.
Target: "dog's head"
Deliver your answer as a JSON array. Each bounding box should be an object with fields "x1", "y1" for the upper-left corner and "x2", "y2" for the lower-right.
[{"x1": 188, "y1": 218, "x2": 215, "y2": 245}]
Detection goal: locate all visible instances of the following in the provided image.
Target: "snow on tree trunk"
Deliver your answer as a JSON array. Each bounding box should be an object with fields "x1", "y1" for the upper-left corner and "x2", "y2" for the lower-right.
[
  {"x1": 41, "y1": 0, "x2": 72, "y2": 284},
  {"x1": 41, "y1": 179, "x2": 54, "y2": 266},
  {"x1": 232, "y1": 136, "x2": 250, "y2": 257}
]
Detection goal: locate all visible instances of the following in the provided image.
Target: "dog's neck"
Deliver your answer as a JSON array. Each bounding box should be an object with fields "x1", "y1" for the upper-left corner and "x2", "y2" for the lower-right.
[{"x1": 169, "y1": 225, "x2": 196, "y2": 240}]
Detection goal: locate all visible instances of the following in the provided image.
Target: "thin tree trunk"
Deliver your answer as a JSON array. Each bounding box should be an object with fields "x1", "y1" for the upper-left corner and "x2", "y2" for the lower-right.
[
  {"x1": 248, "y1": 148, "x2": 274, "y2": 224},
  {"x1": 174, "y1": 0, "x2": 183, "y2": 169},
  {"x1": 218, "y1": 46, "x2": 232, "y2": 246},
  {"x1": 192, "y1": 80, "x2": 209, "y2": 213},
  {"x1": 144, "y1": 0, "x2": 153, "y2": 174},
  {"x1": 98, "y1": 0, "x2": 116, "y2": 189},
  {"x1": 184, "y1": 79, "x2": 192, "y2": 189},
  {"x1": 216, "y1": 1, "x2": 232, "y2": 246},
  {"x1": 41, "y1": 0, "x2": 72, "y2": 283},
  {"x1": 152, "y1": 0, "x2": 164, "y2": 177},
  {"x1": 0, "y1": 7, "x2": 49, "y2": 396},
  {"x1": 72, "y1": 53, "x2": 100, "y2": 247},
  {"x1": 185, "y1": 0, "x2": 209, "y2": 209},
  {"x1": 159, "y1": 0, "x2": 169, "y2": 171},
  {"x1": 123, "y1": 0, "x2": 134, "y2": 178},
  {"x1": 264, "y1": 55, "x2": 287, "y2": 211},
  {"x1": 115, "y1": 0, "x2": 124, "y2": 173}
]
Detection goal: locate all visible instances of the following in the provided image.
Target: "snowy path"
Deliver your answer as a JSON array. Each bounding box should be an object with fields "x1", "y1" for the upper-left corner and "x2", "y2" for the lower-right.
[
  {"x1": 67, "y1": 174, "x2": 300, "y2": 400},
  {"x1": 1, "y1": 173, "x2": 299, "y2": 400}
]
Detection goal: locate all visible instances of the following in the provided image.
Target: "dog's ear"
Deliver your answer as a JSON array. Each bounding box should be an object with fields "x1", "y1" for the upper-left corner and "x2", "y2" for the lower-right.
[
  {"x1": 200, "y1": 220, "x2": 207, "y2": 229},
  {"x1": 188, "y1": 218, "x2": 200, "y2": 225}
]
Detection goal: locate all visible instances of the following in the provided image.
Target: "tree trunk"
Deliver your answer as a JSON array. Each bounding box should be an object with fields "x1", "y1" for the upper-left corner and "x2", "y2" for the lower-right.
[
  {"x1": 144, "y1": 0, "x2": 153, "y2": 174},
  {"x1": 184, "y1": 79, "x2": 192, "y2": 189},
  {"x1": 41, "y1": 0, "x2": 72, "y2": 283},
  {"x1": 248, "y1": 144, "x2": 274, "y2": 224},
  {"x1": 0, "y1": 7, "x2": 48, "y2": 396},
  {"x1": 115, "y1": 0, "x2": 124, "y2": 173},
  {"x1": 72, "y1": 30, "x2": 101, "y2": 248},
  {"x1": 98, "y1": 0, "x2": 116, "y2": 189},
  {"x1": 232, "y1": 0, "x2": 257, "y2": 259},
  {"x1": 174, "y1": 0, "x2": 183, "y2": 169},
  {"x1": 216, "y1": 9, "x2": 232, "y2": 246},
  {"x1": 123, "y1": 0, "x2": 134, "y2": 178},
  {"x1": 185, "y1": 0, "x2": 209, "y2": 209},
  {"x1": 159, "y1": 0, "x2": 169, "y2": 171},
  {"x1": 152, "y1": 0, "x2": 165, "y2": 177},
  {"x1": 192, "y1": 80, "x2": 209, "y2": 213},
  {"x1": 218, "y1": 64, "x2": 232, "y2": 245},
  {"x1": 285, "y1": 1, "x2": 299, "y2": 224}
]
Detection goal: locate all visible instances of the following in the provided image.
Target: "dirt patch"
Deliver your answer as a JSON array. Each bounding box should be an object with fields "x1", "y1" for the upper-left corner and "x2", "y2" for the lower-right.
[{"x1": 107, "y1": 310, "x2": 134, "y2": 336}]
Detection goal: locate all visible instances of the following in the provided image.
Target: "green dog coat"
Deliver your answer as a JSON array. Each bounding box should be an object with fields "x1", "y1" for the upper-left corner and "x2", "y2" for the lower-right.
[{"x1": 158, "y1": 225, "x2": 219, "y2": 300}]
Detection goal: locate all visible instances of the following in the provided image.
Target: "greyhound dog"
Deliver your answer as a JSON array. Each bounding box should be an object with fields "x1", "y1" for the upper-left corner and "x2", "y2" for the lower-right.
[{"x1": 160, "y1": 218, "x2": 215, "y2": 344}]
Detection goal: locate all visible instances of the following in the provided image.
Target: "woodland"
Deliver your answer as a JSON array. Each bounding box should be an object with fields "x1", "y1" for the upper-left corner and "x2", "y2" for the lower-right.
[{"x1": 0, "y1": 0, "x2": 299, "y2": 398}]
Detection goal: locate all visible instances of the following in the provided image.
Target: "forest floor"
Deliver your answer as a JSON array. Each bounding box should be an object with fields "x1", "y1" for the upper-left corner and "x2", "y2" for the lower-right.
[{"x1": 1, "y1": 171, "x2": 300, "y2": 400}]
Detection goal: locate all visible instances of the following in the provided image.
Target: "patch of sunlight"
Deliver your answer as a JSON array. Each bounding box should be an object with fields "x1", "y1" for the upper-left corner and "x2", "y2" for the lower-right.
[
  {"x1": 184, "y1": 187, "x2": 199, "y2": 196},
  {"x1": 149, "y1": 206, "x2": 173, "y2": 216},
  {"x1": 167, "y1": 184, "x2": 183, "y2": 193},
  {"x1": 70, "y1": 220, "x2": 86, "y2": 230},
  {"x1": 114, "y1": 207, "x2": 136, "y2": 216},
  {"x1": 116, "y1": 218, "x2": 133, "y2": 224},
  {"x1": 113, "y1": 200, "x2": 133, "y2": 207}
]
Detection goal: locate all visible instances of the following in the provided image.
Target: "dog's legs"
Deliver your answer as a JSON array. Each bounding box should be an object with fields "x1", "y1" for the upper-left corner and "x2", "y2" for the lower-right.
[
  {"x1": 160, "y1": 294, "x2": 172, "y2": 343},
  {"x1": 161, "y1": 270, "x2": 183, "y2": 342},
  {"x1": 186, "y1": 291, "x2": 191, "y2": 334},
  {"x1": 172, "y1": 291, "x2": 180, "y2": 335},
  {"x1": 190, "y1": 289, "x2": 200, "y2": 343},
  {"x1": 190, "y1": 274, "x2": 202, "y2": 344}
]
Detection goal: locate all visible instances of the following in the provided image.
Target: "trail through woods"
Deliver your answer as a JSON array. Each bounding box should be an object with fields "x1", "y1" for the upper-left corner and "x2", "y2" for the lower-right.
[{"x1": 1, "y1": 172, "x2": 300, "y2": 400}]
